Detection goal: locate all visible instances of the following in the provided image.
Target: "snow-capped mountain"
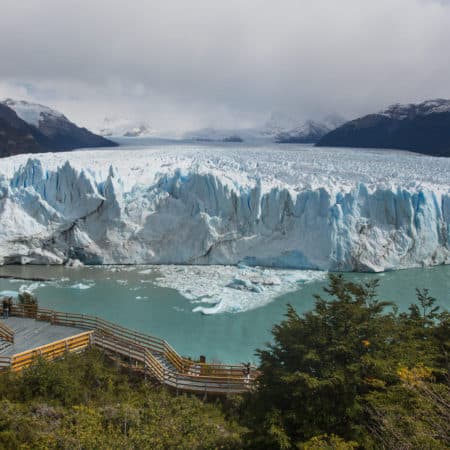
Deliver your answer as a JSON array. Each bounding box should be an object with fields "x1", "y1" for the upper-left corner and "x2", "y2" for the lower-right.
[
  {"x1": 317, "y1": 99, "x2": 450, "y2": 156},
  {"x1": 3, "y1": 99, "x2": 64, "y2": 128},
  {"x1": 263, "y1": 112, "x2": 346, "y2": 143},
  {"x1": 182, "y1": 112, "x2": 319, "y2": 142},
  {"x1": 0, "y1": 146, "x2": 448, "y2": 272},
  {"x1": 263, "y1": 111, "x2": 304, "y2": 136},
  {"x1": 1, "y1": 99, "x2": 117, "y2": 152},
  {"x1": 98, "y1": 117, "x2": 154, "y2": 137},
  {"x1": 0, "y1": 103, "x2": 45, "y2": 157},
  {"x1": 182, "y1": 114, "x2": 345, "y2": 144},
  {"x1": 380, "y1": 99, "x2": 450, "y2": 120},
  {"x1": 274, "y1": 120, "x2": 333, "y2": 143}
]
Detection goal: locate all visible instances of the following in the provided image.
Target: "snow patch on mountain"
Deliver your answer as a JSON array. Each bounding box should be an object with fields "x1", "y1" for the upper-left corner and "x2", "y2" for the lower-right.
[
  {"x1": 0, "y1": 145, "x2": 449, "y2": 272},
  {"x1": 380, "y1": 99, "x2": 450, "y2": 120},
  {"x1": 267, "y1": 113, "x2": 345, "y2": 143},
  {"x1": 98, "y1": 117, "x2": 154, "y2": 137},
  {"x1": 274, "y1": 120, "x2": 331, "y2": 143},
  {"x1": 2, "y1": 99, "x2": 64, "y2": 128}
]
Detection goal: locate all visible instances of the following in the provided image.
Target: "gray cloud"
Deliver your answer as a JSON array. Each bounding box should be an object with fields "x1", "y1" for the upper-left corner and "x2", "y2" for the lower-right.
[{"x1": 1, "y1": 0, "x2": 450, "y2": 132}]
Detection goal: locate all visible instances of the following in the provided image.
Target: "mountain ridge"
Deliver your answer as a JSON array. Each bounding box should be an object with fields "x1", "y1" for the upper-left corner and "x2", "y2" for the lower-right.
[
  {"x1": 0, "y1": 99, "x2": 117, "y2": 157},
  {"x1": 317, "y1": 99, "x2": 450, "y2": 156}
]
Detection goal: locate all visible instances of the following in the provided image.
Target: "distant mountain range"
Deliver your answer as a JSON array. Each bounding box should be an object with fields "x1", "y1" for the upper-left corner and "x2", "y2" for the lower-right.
[
  {"x1": 182, "y1": 114, "x2": 346, "y2": 144},
  {"x1": 182, "y1": 128, "x2": 252, "y2": 142},
  {"x1": 273, "y1": 116, "x2": 346, "y2": 143},
  {"x1": 0, "y1": 99, "x2": 117, "y2": 157},
  {"x1": 97, "y1": 117, "x2": 154, "y2": 137},
  {"x1": 3, "y1": 97, "x2": 450, "y2": 158},
  {"x1": 183, "y1": 101, "x2": 450, "y2": 155},
  {"x1": 317, "y1": 99, "x2": 450, "y2": 157}
]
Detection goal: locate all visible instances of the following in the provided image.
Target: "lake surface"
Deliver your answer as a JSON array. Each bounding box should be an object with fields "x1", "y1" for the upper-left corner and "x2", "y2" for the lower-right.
[{"x1": 0, "y1": 264, "x2": 449, "y2": 364}]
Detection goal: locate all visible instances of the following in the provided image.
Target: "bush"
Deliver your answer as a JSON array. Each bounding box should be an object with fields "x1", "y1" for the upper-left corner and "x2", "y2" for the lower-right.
[{"x1": 0, "y1": 349, "x2": 244, "y2": 449}]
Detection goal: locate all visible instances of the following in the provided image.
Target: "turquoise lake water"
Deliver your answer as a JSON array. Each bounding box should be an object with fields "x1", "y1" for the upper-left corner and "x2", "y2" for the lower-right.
[{"x1": 0, "y1": 264, "x2": 449, "y2": 364}]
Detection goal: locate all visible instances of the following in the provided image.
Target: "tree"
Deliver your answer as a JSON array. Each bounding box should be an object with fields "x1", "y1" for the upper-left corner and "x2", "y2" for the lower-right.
[
  {"x1": 408, "y1": 288, "x2": 440, "y2": 324},
  {"x1": 244, "y1": 274, "x2": 449, "y2": 449},
  {"x1": 18, "y1": 290, "x2": 38, "y2": 317},
  {"x1": 18, "y1": 291, "x2": 38, "y2": 306}
]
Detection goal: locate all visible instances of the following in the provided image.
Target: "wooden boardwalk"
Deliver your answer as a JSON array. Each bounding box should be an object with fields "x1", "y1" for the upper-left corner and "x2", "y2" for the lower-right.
[{"x1": 0, "y1": 305, "x2": 258, "y2": 395}]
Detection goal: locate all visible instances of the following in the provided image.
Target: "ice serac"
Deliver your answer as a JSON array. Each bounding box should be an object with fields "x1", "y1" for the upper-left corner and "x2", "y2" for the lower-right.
[{"x1": 0, "y1": 148, "x2": 449, "y2": 271}]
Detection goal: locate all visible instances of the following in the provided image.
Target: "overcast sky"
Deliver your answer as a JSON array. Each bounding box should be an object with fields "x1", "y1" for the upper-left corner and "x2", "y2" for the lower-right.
[{"x1": 1, "y1": 0, "x2": 450, "y2": 132}]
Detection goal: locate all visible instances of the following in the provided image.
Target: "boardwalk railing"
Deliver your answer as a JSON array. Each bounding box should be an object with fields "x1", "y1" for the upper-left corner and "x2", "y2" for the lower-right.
[
  {"x1": 10, "y1": 331, "x2": 93, "y2": 372},
  {"x1": 0, "y1": 321, "x2": 14, "y2": 343},
  {"x1": 5, "y1": 304, "x2": 258, "y2": 394},
  {"x1": 0, "y1": 356, "x2": 11, "y2": 370}
]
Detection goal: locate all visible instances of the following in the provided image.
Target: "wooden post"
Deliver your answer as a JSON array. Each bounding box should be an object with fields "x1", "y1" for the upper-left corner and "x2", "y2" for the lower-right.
[{"x1": 144, "y1": 354, "x2": 147, "y2": 380}]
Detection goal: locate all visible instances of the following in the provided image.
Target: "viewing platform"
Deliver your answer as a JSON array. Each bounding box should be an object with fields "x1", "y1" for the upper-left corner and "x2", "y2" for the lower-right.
[
  {"x1": 0, "y1": 317, "x2": 83, "y2": 356},
  {"x1": 0, "y1": 305, "x2": 258, "y2": 395}
]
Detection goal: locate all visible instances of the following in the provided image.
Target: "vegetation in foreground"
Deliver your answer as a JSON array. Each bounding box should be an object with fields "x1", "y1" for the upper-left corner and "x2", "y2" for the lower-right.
[
  {"x1": 242, "y1": 275, "x2": 449, "y2": 449},
  {"x1": 0, "y1": 350, "x2": 243, "y2": 449},
  {"x1": 0, "y1": 274, "x2": 448, "y2": 449}
]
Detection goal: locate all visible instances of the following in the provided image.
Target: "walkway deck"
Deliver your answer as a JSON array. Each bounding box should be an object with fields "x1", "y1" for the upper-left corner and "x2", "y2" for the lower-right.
[
  {"x1": 0, "y1": 305, "x2": 258, "y2": 394},
  {"x1": 0, "y1": 317, "x2": 83, "y2": 356}
]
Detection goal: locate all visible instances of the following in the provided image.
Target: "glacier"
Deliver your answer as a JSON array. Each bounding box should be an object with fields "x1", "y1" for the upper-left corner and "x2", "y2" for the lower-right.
[{"x1": 0, "y1": 144, "x2": 449, "y2": 272}]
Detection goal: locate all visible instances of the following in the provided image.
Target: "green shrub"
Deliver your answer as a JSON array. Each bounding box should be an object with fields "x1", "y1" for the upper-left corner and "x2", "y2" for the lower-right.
[{"x1": 0, "y1": 349, "x2": 244, "y2": 449}]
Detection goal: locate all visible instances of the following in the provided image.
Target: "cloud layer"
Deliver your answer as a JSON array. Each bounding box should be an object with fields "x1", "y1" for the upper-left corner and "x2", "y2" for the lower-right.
[{"x1": 1, "y1": 0, "x2": 450, "y2": 131}]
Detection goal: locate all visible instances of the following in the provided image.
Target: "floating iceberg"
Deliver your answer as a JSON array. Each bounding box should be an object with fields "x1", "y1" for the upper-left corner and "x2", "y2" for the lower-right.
[
  {"x1": 227, "y1": 277, "x2": 265, "y2": 293},
  {"x1": 150, "y1": 264, "x2": 326, "y2": 314},
  {"x1": 69, "y1": 282, "x2": 94, "y2": 290},
  {"x1": 0, "y1": 145, "x2": 448, "y2": 272}
]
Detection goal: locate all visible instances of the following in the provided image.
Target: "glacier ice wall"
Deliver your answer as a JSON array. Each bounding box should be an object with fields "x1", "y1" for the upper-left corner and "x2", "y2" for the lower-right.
[{"x1": 0, "y1": 153, "x2": 449, "y2": 272}]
